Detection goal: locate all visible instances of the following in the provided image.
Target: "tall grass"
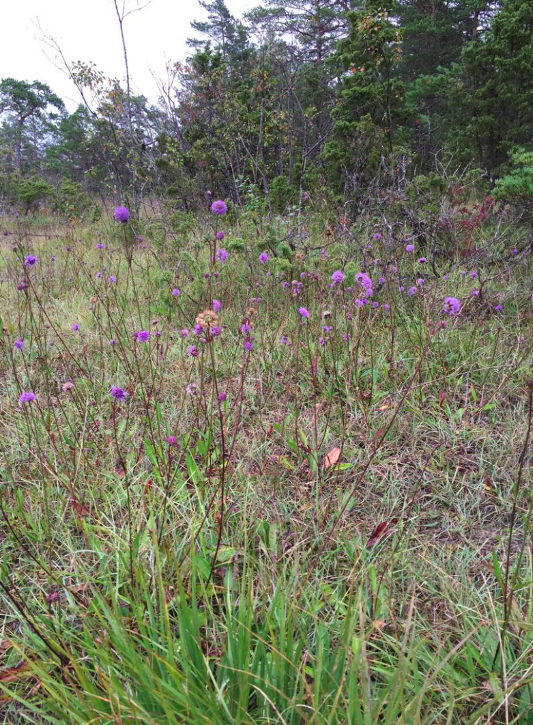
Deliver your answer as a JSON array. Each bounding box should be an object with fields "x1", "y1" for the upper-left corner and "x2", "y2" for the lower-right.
[{"x1": 0, "y1": 206, "x2": 532, "y2": 723}]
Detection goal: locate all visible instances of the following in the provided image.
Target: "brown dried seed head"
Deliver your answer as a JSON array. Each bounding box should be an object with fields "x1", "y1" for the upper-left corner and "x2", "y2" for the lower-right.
[{"x1": 196, "y1": 310, "x2": 218, "y2": 330}]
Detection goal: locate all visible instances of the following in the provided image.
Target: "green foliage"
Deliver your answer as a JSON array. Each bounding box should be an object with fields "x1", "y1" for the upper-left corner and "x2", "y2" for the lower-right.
[
  {"x1": 54, "y1": 178, "x2": 91, "y2": 219},
  {"x1": 452, "y1": 0, "x2": 533, "y2": 174},
  {"x1": 15, "y1": 175, "x2": 56, "y2": 213},
  {"x1": 494, "y1": 148, "x2": 533, "y2": 213},
  {"x1": 324, "y1": 4, "x2": 407, "y2": 202}
]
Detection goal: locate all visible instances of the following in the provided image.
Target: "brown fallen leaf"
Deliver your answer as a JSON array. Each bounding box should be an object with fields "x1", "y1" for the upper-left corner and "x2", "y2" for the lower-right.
[
  {"x1": 0, "y1": 662, "x2": 30, "y2": 683},
  {"x1": 324, "y1": 447, "x2": 341, "y2": 470}
]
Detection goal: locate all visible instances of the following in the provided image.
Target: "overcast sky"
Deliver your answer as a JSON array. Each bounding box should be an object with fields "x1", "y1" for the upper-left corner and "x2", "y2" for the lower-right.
[{"x1": 2, "y1": 0, "x2": 254, "y2": 110}]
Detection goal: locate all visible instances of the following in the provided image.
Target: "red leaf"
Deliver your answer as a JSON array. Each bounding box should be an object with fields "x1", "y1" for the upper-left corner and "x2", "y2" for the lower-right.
[{"x1": 367, "y1": 521, "x2": 392, "y2": 548}]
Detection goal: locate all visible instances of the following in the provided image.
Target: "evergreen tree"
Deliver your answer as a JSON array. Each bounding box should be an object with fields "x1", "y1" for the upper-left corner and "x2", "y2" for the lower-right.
[
  {"x1": 0, "y1": 78, "x2": 64, "y2": 171},
  {"x1": 324, "y1": 0, "x2": 406, "y2": 200},
  {"x1": 453, "y1": 0, "x2": 533, "y2": 175}
]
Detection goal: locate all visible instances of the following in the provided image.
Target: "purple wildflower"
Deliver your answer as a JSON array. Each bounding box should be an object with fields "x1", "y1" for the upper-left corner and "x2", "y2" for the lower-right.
[
  {"x1": 331, "y1": 270, "x2": 344, "y2": 284},
  {"x1": 216, "y1": 231, "x2": 224, "y2": 240},
  {"x1": 24, "y1": 255, "x2": 37, "y2": 266},
  {"x1": 172, "y1": 288, "x2": 180, "y2": 297},
  {"x1": 408, "y1": 286, "x2": 418, "y2": 297},
  {"x1": 97, "y1": 243, "x2": 104, "y2": 250},
  {"x1": 72, "y1": 323, "x2": 80, "y2": 331},
  {"x1": 443, "y1": 297, "x2": 461, "y2": 315},
  {"x1": 187, "y1": 345, "x2": 198, "y2": 357},
  {"x1": 137, "y1": 330, "x2": 150, "y2": 342},
  {"x1": 19, "y1": 391, "x2": 36, "y2": 404},
  {"x1": 14, "y1": 338, "x2": 24, "y2": 350},
  {"x1": 109, "y1": 276, "x2": 116, "y2": 283},
  {"x1": 298, "y1": 307, "x2": 310, "y2": 319},
  {"x1": 114, "y1": 206, "x2": 129, "y2": 223},
  {"x1": 418, "y1": 257, "x2": 427, "y2": 264},
  {"x1": 218, "y1": 392, "x2": 227, "y2": 402},
  {"x1": 211, "y1": 200, "x2": 228, "y2": 215},
  {"x1": 405, "y1": 244, "x2": 414, "y2": 252},
  {"x1": 355, "y1": 272, "x2": 372, "y2": 289},
  {"x1": 259, "y1": 252, "x2": 269, "y2": 264},
  {"x1": 181, "y1": 329, "x2": 189, "y2": 338},
  {"x1": 244, "y1": 340, "x2": 253, "y2": 351},
  {"x1": 216, "y1": 248, "x2": 228, "y2": 262},
  {"x1": 110, "y1": 386, "x2": 127, "y2": 400},
  {"x1": 167, "y1": 436, "x2": 177, "y2": 446}
]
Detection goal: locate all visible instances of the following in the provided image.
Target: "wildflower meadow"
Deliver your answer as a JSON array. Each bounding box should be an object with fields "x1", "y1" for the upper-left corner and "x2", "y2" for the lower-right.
[{"x1": 1, "y1": 0, "x2": 533, "y2": 723}]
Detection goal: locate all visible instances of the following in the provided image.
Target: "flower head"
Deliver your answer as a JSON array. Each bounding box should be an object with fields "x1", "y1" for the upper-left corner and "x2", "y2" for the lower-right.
[
  {"x1": 405, "y1": 244, "x2": 414, "y2": 252},
  {"x1": 196, "y1": 309, "x2": 218, "y2": 331},
  {"x1": 167, "y1": 436, "x2": 177, "y2": 446},
  {"x1": 72, "y1": 323, "x2": 80, "y2": 331},
  {"x1": 216, "y1": 231, "x2": 224, "y2": 241},
  {"x1": 216, "y1": 248, "x2": 228, "y2": 262},
  {"x1": 171, "y1": 288, "x2": 180, "y2": 297},
  {"x1": 443, "y1": 296, "x2": 461, "y2": 315},
  {"x1": 331, "y1": 270, "x2": 344, "y2": 284},
  {"x1": 259, "y1": 252, "x2": 269, "y2": 264},
  {"x1": 137, "y1": 330, "x2": 150, "y2": 342},
  {"x1": 110, "y1": 386, "x2": 127, "y2": 400},
  {"x1": 211, "y1": 200, "x2": 228, "y2": 215},
  {"x1": 19, "y1": 391, "x2": 36, "y2": 404},
  {"x1": 114, "y1": 206, "x2": 129, "y2": 223},
  {"x1": 355, "y1": 272, "x2": 372, "y2": 290},
  {"x1": 14, "y1": 338, "x2": 24, "y2": 350},
  {"x1": 24, "y1": 254, "x2": 37, "y2": 266},
  {"x1": 213, "y1": 299, "x2": 221, "y2": 312},
  {"x1": 298, "y1": 307, "x2": 310, "y2": 319}
]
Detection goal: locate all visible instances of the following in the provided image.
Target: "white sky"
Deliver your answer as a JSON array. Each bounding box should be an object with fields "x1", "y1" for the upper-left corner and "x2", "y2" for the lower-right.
[{"x1": 2, "y1": 0, "x2": 254, "y2": 111}]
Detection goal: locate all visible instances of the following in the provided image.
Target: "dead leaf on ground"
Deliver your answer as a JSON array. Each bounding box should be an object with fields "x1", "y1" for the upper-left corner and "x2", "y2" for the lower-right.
[
  {"x1": 324, "y1": 447, "x2": 341, "y2": 469},
  {"x1": 0, "y1": 662, "x2": 30, "y2": 683}
]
